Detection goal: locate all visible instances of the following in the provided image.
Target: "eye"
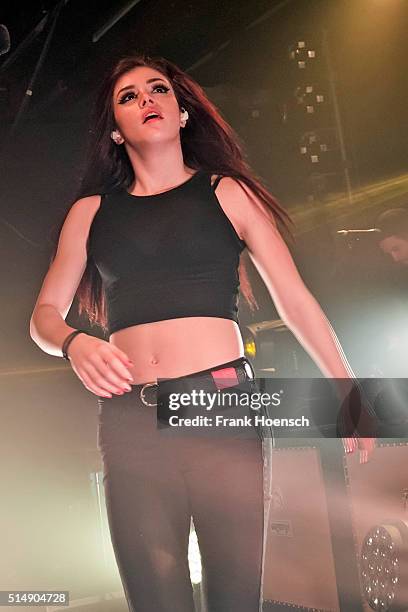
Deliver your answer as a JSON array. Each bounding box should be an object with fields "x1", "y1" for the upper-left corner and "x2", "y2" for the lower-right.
[
  {"x1": 118, "y1": 83, "x2": 170, "y2": 104},
  {"x1": 118, "y1": 91, "x2": 136, "y2": 104},
  {"x1": 153, "y1": 84, "x2": 170, "y2": 93}
]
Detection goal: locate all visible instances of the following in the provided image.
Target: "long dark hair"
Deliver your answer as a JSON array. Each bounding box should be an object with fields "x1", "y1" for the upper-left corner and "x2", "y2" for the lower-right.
[{"x1": 51, "y1": 53, "x2": 295, "y2": 334}]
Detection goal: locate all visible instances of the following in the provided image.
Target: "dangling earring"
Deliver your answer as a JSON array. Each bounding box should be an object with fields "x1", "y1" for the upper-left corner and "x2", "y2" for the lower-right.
[
  {"x1": 111, "y1": 130, "x2": 124, "y2": 145},
  {"x1": 180, "y1": 107, "x2": 189, "y2": 128}
]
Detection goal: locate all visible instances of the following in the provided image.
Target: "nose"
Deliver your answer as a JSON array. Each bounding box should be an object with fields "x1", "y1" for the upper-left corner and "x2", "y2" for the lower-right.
[{"x1": 138, "y1": 91, "x2": 153, "y2": 107}]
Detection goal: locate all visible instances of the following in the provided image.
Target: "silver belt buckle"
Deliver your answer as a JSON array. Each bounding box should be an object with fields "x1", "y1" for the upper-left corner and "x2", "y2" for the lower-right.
[{"x1": 140, "y1": 382, "x2": 158, "y2": 407}]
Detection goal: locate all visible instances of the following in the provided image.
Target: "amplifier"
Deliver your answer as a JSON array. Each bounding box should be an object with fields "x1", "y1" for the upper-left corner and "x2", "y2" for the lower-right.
[{"x1": 262, "y1": 441, "x2": 408, "y2": 612}]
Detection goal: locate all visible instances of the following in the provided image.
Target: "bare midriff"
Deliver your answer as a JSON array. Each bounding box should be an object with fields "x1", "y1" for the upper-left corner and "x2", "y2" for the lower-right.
[{"x1": 109, "y1": 316, "x2": 244, "y2": 384}]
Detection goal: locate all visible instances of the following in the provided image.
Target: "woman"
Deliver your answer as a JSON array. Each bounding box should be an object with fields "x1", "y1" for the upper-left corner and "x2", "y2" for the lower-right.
[{"x1": 30, "y1": 54, "x2": 375, "y2": 612}]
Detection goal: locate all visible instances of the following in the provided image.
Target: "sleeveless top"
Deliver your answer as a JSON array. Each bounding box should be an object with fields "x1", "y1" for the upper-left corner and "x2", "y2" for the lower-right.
[{"x1": 87, "y1": 169, "x2": 246, "y2": 336}]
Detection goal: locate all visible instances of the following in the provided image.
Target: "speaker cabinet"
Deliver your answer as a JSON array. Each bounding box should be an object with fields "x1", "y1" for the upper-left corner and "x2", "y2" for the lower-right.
[
  {"x1": 263, "y1": 445, "x2": 340, "y2": 610},
  {"x1": 262, "y1": 442, "x2": 408, "y2": 611}
]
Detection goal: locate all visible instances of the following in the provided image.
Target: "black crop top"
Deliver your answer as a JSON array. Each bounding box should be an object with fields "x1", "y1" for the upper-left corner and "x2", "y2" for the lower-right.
[{"x1": 87, "y1": 169, "x2": 246, "y2": 336}]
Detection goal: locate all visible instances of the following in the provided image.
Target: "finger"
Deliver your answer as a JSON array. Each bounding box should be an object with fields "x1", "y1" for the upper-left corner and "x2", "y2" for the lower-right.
[
  {"x1": 83, "y1": 362, "x2": 129, "y2": 395},
  {"x1": 368, "y1": 440, "x2": 376, "y2": 456},
  {"x1": 80, "y1": 368, "x2": 113, "y2": 398},
  {"x1": 359, "y1": 438, "x2": 376, "y2": 455},
  {"x1": 109, "y1": 344, "x2": 134, "y2": 369},
  {"x1": 347, "y1": 437, "x2": 357, "y2": 452},
  {"x1": 95, "y1": 354, "x2": 134, "y2": 388},
  {"x1": 360, "y1": 449, "x2": 368, "y2": 464}
]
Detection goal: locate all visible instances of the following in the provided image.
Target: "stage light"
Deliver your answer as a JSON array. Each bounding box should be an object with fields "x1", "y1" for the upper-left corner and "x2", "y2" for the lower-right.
[
  {"x1": 299, "y1": 130, "x2": 332, "y2": 164},
  {"x1": 294, "y1": 85, "x2": 325, "y2": 114},
  {"x1": 360, "y1": 521, "x2": 408, "y2": 610},
  {"x1": 244, "y1": 334, "x2": 257, "y2": 359},
  {"x1": 289, "y1": 41, "x2": 317, "y2": 69}
]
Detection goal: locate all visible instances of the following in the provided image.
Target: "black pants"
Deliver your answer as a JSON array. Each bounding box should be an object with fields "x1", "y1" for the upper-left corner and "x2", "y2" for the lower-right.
[{"x1": 97, "y1": 358, "x2": 269, "y2": 612}]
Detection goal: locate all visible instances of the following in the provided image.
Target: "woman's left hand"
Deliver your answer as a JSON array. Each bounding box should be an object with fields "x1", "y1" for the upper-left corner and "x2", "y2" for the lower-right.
[{"x1": 342, "y1": 436, "x2": 376, "y2": 464}]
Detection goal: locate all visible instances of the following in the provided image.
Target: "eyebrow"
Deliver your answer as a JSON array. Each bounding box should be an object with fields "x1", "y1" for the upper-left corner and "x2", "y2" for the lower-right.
[{"x1": 116, "y1": 77, "x2": 169, "y2": 98}]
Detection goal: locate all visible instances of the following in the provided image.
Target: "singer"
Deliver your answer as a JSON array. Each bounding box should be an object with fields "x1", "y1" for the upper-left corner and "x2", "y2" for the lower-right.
[{"x1": 30, "y1": 54, "x2": 374, "y2": 612}]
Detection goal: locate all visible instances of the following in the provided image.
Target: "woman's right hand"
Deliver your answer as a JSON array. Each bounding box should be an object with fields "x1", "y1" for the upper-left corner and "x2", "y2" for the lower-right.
[{"x1": 65, "y1": 333, "x2": 135, "y2": 398}]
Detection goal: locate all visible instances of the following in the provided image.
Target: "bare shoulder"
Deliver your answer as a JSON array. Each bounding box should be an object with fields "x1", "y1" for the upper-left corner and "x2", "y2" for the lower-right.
[
  {"x1": 210, "y1": 174, "x2": 276, "y2": 242},
  {"x1": 67, "y1": 193, "x2": 103, "y2": 220},
  {"x1": 32, "y1": 194, "x2": 104, "y2": 318},
  {"x1": 54, "y1": 193, "x2": 104, "y2": 258},
  {"x1": 63, "y1": 194, "x2": 103, "y2": 237}
]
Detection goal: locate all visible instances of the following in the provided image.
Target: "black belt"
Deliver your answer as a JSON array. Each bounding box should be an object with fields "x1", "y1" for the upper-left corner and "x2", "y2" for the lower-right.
[
  {"x1": 136, "y1": 357, "x2": 273, "y2": 440},
  {"x1": 138, "y1": 356, "x2": 255, "y2": 406}
]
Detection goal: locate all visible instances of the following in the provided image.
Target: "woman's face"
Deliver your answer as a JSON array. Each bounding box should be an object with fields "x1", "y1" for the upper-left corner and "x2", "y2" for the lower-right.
[{"x1": 112, "y1": 65, "x2": 182, "y2": 146}]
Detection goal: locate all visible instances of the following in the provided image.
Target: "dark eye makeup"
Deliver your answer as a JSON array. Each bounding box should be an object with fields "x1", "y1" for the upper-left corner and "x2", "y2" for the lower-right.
[{"x1": 118, "y1": 84, "x2": 170, "y2": 105}]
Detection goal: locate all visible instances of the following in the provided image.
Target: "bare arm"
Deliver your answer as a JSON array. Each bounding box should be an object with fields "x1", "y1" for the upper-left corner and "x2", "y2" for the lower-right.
[
  {"x1": 30, "y1": 305, "x2": 78, "y2": 358},
  {"x1": 217, "y1": 177, "x2": 355, "y2": 381},
  {"x1": 215, "y1": 178, "x2": 378, "y2": 458},
  {"x1": 217, "y1": 178, "x2": 376, "y2": 416},
  {"x1": 29, "y1": 195, "x2": 101, "y2": 357},
  {"x1": 29, "y1": 194, "x2": 135, "y2": 397}
]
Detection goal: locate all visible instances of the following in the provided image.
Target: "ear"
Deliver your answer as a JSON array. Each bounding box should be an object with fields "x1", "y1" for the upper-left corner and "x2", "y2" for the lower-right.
[
  {"x1": 111, "y1": 129, "x2": 124, "y2": 145},
  {"x1": 180, "y1": 107, "x2": 189, "y2": 128}
]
